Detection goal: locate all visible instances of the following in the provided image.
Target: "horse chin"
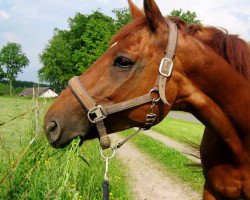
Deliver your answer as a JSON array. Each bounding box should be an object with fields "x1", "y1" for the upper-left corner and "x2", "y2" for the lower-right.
[
  {"x1": 50, "y1": 131, "x2": 87, "y2": 149},
  {"x1": 49, "y1": 125, "x2": 99, "y2": 149}
]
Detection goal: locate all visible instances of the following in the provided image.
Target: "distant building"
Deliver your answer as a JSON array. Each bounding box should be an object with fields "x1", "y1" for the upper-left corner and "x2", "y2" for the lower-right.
[{"x1": 18, "y1": 87, "x2": 58, "y2": 98}]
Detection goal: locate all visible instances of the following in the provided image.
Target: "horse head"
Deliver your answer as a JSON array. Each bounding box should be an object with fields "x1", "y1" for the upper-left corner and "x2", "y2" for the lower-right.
[{"x1": 44, "y1": 0, "x2": 181, "y2": 148}]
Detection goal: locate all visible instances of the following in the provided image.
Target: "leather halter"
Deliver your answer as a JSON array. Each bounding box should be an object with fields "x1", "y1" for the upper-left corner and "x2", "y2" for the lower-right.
[{"x1": 68, "y1": 20, "x2": 178, "y2": 149}]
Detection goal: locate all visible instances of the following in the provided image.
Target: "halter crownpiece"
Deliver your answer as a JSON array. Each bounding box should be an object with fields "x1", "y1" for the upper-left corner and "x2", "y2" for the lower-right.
[
  {"x1": 68, "y1": 20, "x2": 178, "y2": 149},
  {"x1": 155, "y1": 20, "x2": 178, "y2": 105}
]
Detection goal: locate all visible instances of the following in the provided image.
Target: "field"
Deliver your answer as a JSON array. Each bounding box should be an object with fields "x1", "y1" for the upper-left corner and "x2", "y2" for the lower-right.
[{"x1": 0, "y1": 96, "x2": 204, "y2": 199}]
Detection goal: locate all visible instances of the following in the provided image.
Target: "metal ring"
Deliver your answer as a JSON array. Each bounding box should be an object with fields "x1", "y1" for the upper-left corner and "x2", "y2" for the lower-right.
[
  {"x1": 149, "y1": 89, "x2": 161, "y2": 102},
  {"x1": 100, "y1": 147, "x2": 116, "y2": 160}
]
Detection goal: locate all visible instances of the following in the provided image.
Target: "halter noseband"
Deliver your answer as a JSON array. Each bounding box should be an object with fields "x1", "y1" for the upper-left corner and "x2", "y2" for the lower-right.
[{"x1": 68, "y1": 20, "x2": 178, "y2": 149}]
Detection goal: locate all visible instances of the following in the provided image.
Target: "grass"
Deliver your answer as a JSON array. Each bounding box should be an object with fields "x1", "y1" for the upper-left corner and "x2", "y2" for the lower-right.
[
  {"x1": 153, "y1": 117, "x2": 205, "y2": 145},
  {"x1": 0, "y1": 96, "x2": 46, "y2": 173},
  {"x1": 1, "y1": 139, "x2": 132, "y2": 199},
  {"x1": 0, "y1": 96, "x2": 132, "y2": 200},
  {"x1": 122, "y1": 129, "x2": 204, "y2": 192}
]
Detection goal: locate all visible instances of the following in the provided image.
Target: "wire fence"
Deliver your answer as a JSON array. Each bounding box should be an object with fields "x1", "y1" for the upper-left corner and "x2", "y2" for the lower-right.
[{"x1": 0, "y1": 96, "x2": 45, "y2": 186}]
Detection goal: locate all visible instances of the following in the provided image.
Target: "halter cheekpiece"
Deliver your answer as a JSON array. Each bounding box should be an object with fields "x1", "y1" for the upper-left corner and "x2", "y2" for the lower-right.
[{"x1": 68, "y1": 20, "x2": 178, "y2": 149}]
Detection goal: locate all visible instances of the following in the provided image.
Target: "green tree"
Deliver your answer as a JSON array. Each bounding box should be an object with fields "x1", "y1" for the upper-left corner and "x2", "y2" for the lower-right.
[
  {"x1": 39, "y1": 9, "x2": 130, "y2": 92},
  {"x1": 0, "y1": 67, "x2": 4, "y2": 80},
  {"x1": 73, "y1": 11, "x2": 116, "y2": 71},
  {"x1": 170, "y1": 9, "x2": 201, "y2": 24},
  {"x1": 0, "y1": 42, "x2": 29, "y2": 96},
  {"x1": 112, "y1": 8, "x2": 131, "y2": 30},
  {"x1": 39, "y1": 30, "x2": 75, "y2": 92}
]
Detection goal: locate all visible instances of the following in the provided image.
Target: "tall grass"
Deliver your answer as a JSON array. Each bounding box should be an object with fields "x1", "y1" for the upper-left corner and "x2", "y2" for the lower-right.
[
  {"x1": 0, "y1": 96, "x2": 43, "y2": 174},
  {"x1": 0, "y1": 97, "x2": 132, "y2": 199},
  {"x1": 2, "y1": 139, "x2": 131, "y2": 199}
]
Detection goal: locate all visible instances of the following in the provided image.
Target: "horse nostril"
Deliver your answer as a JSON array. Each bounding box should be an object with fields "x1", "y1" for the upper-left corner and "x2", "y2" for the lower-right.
[
  {"x1": 47, "y1": 121, "x2": 57, "y2": 132},
  {"x1": 46, "y1": 121, "x2": 60, "y2": 142}
]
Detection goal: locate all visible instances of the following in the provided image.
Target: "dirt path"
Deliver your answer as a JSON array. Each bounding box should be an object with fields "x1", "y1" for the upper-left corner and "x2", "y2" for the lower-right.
[
  {"x1": 111, "y1": 134, "x2": 201, "y2": 200},
  {"x1": 168, "y1": 111, "x2": 200, "y2": 123}
]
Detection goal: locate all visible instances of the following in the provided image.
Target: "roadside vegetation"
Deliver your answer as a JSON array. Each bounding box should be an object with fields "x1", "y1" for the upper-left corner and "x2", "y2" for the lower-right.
[{"x1": 153, "y1": 117, "x2": 204, "y2": 145}]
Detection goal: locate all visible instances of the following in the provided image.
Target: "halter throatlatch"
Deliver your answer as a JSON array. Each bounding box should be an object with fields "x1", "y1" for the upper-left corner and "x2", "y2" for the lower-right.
[{"x1": 68, "y1": 20, "x2": 178, "y2": 149}]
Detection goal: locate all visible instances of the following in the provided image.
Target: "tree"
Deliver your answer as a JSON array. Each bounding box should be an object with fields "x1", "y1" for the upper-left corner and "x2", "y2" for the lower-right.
[
  {"x1": 73, "y1": 11, "x2": 117, "y2": 71},
  {"x1": 0, "y1": 42, "x2": 29, "y2": 96},
  {"x1": 170, "y1": 9, "x2": 201, "y2": 24},
  {"x1": 112, "y1": 8, "x2": 131, "y2": 30},
  {"x1": 39, "y1": 9, "x2": 130, "y2": 92},
  {"x1": 39, "y1": 30, "x2": 75, "y2": 92},
  {"x1": 0, "y1": 67, "x2": 4, "y2": 81}
]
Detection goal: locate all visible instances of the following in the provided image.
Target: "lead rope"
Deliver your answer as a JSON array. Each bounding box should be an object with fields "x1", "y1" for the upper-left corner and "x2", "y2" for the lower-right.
[
  {"x1": 100, "y1": 127, "x2": 143, "y2": 200},
  {"x1": 100, "y1": 128, "x2": 141, "y2": 200},
  {"x1": 101, "y1": 147, "x2": 115, "y2": 200},
  {"x1": 111, "y1": 128, "x2": 142, "y2": 149}
]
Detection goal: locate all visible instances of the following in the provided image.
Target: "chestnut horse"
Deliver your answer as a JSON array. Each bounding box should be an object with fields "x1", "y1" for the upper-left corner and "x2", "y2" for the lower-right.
[{"x1": 44, "y1": 0, "x2": 250, "y2": 199}]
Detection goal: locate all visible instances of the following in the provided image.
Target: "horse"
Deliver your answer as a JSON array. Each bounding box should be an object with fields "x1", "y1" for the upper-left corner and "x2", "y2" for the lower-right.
[{"x1": 44, "y1": 0, "x2": 250, "y2": 199}]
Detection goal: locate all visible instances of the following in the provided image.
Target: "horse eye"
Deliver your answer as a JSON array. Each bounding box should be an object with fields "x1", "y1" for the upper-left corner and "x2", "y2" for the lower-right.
[{"x1": 114, "y1": 56, "x2": 133, "y2": 68}]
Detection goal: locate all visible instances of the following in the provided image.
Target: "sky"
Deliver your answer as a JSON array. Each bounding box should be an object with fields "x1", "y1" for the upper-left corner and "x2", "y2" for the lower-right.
[{"x1": 0, "y1": 0, "x2": 250, "y2": 82}]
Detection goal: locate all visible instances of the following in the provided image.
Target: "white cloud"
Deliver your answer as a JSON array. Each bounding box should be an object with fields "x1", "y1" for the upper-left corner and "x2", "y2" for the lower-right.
[{"x1": 0, "y1": 10, "x2": 11, "y2": 20}]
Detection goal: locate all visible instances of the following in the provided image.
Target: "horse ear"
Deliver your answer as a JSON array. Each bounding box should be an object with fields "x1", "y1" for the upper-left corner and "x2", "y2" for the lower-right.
[
  {"x1": 128, "y1": 0, "x2": 144, "y2": 20},
  {"x1": 144, "y1": 0, "x2": 166, "y2": 32}
]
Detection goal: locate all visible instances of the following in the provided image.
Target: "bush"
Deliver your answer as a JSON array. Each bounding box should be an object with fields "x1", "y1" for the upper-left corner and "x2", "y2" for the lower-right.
[
  {"x1": 0, "y1": 83, "x2": 9, "y2": 95},
  {"x1": 0, "y1": 83, "x2": 24, "y2": 96}
]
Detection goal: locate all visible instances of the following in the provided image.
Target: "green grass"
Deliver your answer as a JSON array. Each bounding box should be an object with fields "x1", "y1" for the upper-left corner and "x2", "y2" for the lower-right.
[
  {"x1": 122, "y1": 129, "x2": 204, "y2": 192},
  {"x1": 0, "y1": 96, "x2": 48, "y2": 172},
  {"x1": 0, "y1": 96, "x2": 132, "y2": 200},
  {"x1": 1, "y1": 139, "x2": 132, "y2": 199},
  {"x1": 153, "y1": 117, "x2": 205, "y2": 145}
]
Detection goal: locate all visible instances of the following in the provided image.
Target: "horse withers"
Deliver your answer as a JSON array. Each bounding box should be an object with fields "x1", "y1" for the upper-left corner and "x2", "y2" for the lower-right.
[{"x1": 44, "y1": 0, "x2": 250, "y2": 199}]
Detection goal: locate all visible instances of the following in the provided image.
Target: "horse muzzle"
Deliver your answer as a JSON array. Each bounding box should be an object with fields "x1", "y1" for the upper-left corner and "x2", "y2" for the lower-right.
[{"x1": 44, "y1": 111, "x2": 90, "y2": 148}]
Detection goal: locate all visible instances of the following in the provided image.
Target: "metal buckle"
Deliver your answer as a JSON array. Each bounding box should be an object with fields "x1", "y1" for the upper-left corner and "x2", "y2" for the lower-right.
[
  {"x1": 149, "y1": 89, "x2": 161, "y2": 103},
  {"x1": 159, "y1": 57, "x2": 173, "y2": 77},
  {"x1": 87, "y1": 105, "x2": 107, "y2": 123}
]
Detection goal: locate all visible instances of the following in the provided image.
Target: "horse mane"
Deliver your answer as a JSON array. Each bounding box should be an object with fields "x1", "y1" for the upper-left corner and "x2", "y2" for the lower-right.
[{"x1": 169, "y1": 16, "x2": 250, "y2": 78}]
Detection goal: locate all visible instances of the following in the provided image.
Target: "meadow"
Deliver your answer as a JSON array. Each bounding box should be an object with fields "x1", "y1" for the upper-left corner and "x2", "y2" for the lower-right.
[{"x1": 0, "y1": 96, "x2": 204, "y2": 199}]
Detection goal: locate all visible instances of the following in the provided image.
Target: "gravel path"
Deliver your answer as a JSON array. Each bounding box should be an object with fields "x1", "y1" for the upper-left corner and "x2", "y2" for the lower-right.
[
  {"x1": 168, "y1": 111, "x2": 201, "y2": 123},
  {"x1": 111, "y1": 133, "x2": 201, "y2": 200}
]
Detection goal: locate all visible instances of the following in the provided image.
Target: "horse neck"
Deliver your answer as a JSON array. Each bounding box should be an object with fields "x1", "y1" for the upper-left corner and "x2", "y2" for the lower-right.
[{"x1": 177, "y1": 35, "x2": 250, "y2": 137}]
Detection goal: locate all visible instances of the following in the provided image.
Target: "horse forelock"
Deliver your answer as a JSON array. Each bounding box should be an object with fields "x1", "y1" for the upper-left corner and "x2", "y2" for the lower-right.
[
  {"x1": 168, "y1": 16, "x2": 250, "y2": 78},
  {"x1": 110, "y1": 17, "x2": 147, "y2": 47}
]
